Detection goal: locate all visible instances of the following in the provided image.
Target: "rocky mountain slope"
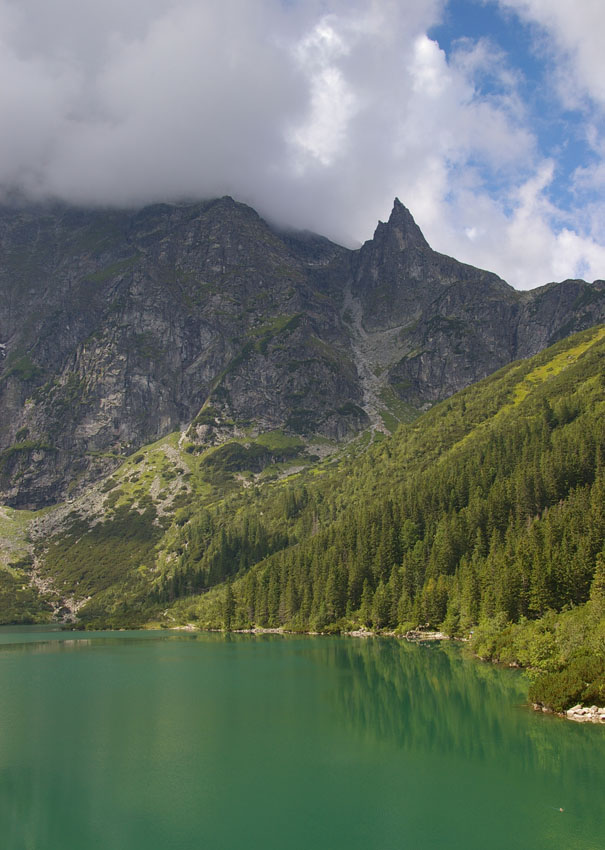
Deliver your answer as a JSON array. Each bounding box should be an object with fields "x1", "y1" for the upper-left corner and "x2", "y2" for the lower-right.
[{"x1": 1, "y1": 196, "x2": 604, "y2": 508}]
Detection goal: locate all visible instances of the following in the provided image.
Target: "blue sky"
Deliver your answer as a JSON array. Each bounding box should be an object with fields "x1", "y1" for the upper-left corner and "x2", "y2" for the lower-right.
[
  {"x1": 1, "y1": 0, "x2": 604, "y2": 289},
  {"x1": 431, "y1": 0, "x2": 601, "y2": 218}
]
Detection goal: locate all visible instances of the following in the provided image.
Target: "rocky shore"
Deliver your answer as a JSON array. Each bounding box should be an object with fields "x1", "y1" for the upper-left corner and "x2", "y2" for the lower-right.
[
  {"x1": 533, "y1": 702, "x2": 605, "y2": 723},
  {"x1": 564, "y1": 704, "x2": 605, "y2": 724}
]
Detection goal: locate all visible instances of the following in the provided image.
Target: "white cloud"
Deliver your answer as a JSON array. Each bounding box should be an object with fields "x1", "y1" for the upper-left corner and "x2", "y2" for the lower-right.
[
  {"x1": 428, "y1": 160, "x2": 605, "y2": 288},
  {"x1": 288, "y1": 16, "x2": 359, "y2": 167},
  {"x1": 0, "y1": 0, "x2": 604, "y2": 289},
  {"x1": 495, "y1": 0, "x2": 605, "y2": 109}
]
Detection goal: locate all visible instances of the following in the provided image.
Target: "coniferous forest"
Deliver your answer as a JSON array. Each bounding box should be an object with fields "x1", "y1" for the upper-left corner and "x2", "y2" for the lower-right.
[
  {"x1": 6, "y1": 325, "x2": 603, "y2": 713},
  {"x1": 145, "y1": 326, "x2": 605, "y2": 711}
]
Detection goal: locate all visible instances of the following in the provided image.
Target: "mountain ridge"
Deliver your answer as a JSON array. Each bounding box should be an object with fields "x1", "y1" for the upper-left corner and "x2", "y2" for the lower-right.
[{"x1": 1, "y1": 195, "x2": 605, "y2": 508}]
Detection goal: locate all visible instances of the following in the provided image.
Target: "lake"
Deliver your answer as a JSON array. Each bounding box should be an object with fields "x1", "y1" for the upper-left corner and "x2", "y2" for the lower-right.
[{"x1": 0, "y1": 628, "x2": 603, "y2": 850}]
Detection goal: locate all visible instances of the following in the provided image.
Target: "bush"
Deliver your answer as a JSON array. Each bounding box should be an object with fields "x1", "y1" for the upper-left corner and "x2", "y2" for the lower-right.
[{"x1": 528, "y1": 652, "x2": 605, "y2": 712}]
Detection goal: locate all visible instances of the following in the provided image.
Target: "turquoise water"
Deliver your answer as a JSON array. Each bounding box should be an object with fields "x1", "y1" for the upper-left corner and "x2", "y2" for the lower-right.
[{"x1": 0, "y1": 628, "x2": 603, "y2": 850}]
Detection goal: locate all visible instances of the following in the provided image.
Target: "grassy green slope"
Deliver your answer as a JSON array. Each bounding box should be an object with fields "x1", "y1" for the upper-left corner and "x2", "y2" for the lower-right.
[{"x1": 24, "y1": 420, "x2": 353, "y2": 628}]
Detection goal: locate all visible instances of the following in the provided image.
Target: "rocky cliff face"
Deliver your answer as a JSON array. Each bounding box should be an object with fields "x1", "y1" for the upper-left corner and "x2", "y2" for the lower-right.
[
  {"x1": 1, "y1": 196, "x2": 604, "y2": 507},
  {"x1": 352, "y1": 199, "x2": 605, "y2": 406}
]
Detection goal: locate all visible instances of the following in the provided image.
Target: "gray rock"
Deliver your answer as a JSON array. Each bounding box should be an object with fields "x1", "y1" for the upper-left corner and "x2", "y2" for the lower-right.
[{"x1": 1, "y1": 196, "x2": 604, "y2": 507}]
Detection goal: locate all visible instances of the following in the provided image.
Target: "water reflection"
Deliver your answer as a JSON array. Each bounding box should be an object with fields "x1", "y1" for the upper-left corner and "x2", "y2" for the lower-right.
[
  {"x1": 0, "y1": 630, "x2": 603, "y2": 850},
  {"x1": 0, "y1": 637, "x2": 94, "y2": 654},
  {"x1": 305, "y1": 637, "x2": 604, "y2": 780},
  {"x1": 0, "y1": 628, "x2": 200, "y2": 653}
]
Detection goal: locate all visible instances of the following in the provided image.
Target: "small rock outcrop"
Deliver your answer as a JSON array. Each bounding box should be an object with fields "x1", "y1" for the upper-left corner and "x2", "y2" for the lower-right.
[{"x1": 565, "y1": 704, "x2": 605, "y2": 723}]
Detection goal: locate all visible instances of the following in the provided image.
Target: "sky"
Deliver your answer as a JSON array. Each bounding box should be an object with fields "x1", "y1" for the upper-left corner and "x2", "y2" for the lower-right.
[{"x1": 1, "y1": 0, "x2": 605, "y2": 289}]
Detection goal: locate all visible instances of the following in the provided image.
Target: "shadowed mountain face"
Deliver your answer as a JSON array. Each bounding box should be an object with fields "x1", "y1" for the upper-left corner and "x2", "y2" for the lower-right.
[{"x1": 1, "y1": 196, "x2": 604, "y2": 507}]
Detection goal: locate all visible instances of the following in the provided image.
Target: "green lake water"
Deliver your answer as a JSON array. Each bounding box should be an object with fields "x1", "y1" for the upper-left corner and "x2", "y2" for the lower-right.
[{"x1": 0, "y1": 628, "x2": 603, "y2": 850}]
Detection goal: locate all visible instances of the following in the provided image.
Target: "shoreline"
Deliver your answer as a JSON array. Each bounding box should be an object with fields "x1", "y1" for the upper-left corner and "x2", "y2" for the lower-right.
[
  {"x1": 51, "y1": 618, "x2": 605, "y2": 723},
  {"x1": 171, "y1": 623, "x2": 452, "y2": 641},
  {"x1": 533, "y1": 702, "x2": 605, "y2": 724},
  {"x1": 168, "y1": 622, "x2": 605, "y2": 722}
]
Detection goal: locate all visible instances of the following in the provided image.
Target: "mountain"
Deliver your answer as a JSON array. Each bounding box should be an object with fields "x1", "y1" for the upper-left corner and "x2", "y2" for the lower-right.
[
  {"x1": 1, "y1": 315, "x2": 604, "y2": 710},
  {"x1": 168, "y1": 324, "x2": 605, "y2": 711},
  {"x1": 1, "y1": 196, "x2": 605, "y2": 511},
  {"x1": 157, "y1": 323, "x2": 604, "y2": 626}
]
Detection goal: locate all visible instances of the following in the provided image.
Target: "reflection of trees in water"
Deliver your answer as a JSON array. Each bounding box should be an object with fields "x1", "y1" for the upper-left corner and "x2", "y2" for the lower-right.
[
  {"x1": 312, "y1": 638, "x2": 600, "y2": 775},
  {"x1": 0, "y1": 631, "x2": 207, "y2": 655}
]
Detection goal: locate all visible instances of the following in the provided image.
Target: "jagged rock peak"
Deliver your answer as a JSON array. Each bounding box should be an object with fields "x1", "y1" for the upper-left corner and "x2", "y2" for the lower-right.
[{"x1": 374, "y1": 197, "x2": 430, "y2": 251}]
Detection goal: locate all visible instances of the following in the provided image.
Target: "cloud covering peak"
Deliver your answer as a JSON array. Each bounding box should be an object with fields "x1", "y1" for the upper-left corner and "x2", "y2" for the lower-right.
[{"x1": 2, "y1": 0, "x2": 605, "y2": 289}]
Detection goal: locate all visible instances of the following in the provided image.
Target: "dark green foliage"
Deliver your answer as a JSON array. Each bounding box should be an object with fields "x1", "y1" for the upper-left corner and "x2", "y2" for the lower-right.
[
  {"x1": 36, "y1": 503, "x2": 165, "y2": 629},
  {"x1": 0, "y1": 570, "x2": 51, "y2": 624},
  {"x1": 169, "y1": 327, "x2": 605, "y2": 710},
  {"x1": 529, "y1": 654, "x2": 605, "y2": 712},
  {"x1": 202, "y1": 443, "x2": 272, "y2": 476},
  {"x1": 75, "y1": 576, "x2": 162, "y2": 630},
  {"x1": 223, "y1": 580, "x2": 235, "y2": 630},
  {"x1": 200, "y1": 439, "x2": 302, "y2": 483},
  {"x1": 104, "y1": 490, "x2": 121, "y2": 509},
  {"x1": 152, "y1": 503, "x2": 291, "y2": 602},
  {"x1": 42, "y1": 505, "x2": 161, "y2": 597},
  {"x1": 473, "y1": 553, "x2": 605, "y2": 710}
]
